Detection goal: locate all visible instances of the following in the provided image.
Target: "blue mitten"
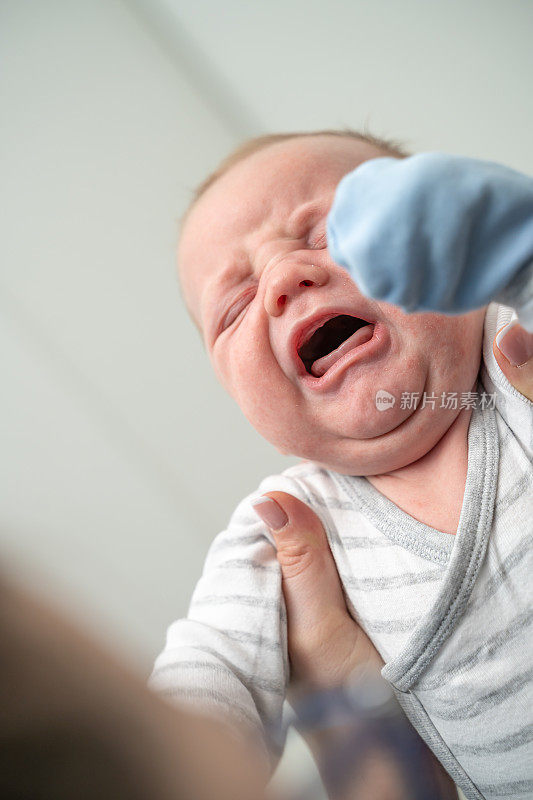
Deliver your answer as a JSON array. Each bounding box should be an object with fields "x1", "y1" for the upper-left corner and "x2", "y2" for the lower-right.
[{"x1": 326, "y1": 153, "x2": 533, "y2": 331}]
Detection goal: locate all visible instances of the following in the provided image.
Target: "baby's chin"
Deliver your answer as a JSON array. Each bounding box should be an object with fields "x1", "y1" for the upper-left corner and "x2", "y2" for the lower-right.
[
  {"x1": 307, "y1": 445, "x2": 429, "y2": 478},
  {"x1": 288, "y1": 408, "x2": 456, "y2": 477}
]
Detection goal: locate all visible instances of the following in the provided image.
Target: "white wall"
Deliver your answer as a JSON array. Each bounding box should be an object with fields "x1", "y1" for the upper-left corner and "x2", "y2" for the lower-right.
[
  {"x1": 0, "y1": 0, "x2": 292, "y2": 669},
  {"x1": 1, "y1": 0, "x2": 532, "y2": 677}
]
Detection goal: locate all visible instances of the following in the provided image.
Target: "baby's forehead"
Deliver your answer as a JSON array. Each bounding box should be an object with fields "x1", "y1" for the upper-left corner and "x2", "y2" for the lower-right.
[
  {"x1": 181, "y1": 148, "x2": 339, "y2": 259},
  {"x1": 182, "y1": 136, "x2": 371, "y2": 245},
  {"x1": 178, "y1": 214, "x2": 251, "y2": 336},
  {"x1": 178, "y1": 136, "x2": 384, "y2": 329}
]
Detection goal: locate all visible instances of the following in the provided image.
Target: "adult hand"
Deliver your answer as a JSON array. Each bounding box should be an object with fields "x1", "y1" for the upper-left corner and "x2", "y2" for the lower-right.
[
  {"x1": 252, "y1": 493, "x2": 457, "y2": 800},
  {"x1": 252, "y1": 492, "x2": 381, "y2": 690},
  {"x1": 494, "y1": 320, "x2": 533, "y2": 401}
]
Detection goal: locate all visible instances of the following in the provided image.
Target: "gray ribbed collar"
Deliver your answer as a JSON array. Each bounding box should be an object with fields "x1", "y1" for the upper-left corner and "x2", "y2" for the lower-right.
[{"x1": 331, "y1": 390, "x2": 499, "y2": 689}]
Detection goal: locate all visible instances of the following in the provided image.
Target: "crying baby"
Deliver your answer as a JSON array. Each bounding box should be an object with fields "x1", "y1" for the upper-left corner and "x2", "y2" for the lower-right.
[{"x1": 150, "y1": 130, "x2": 533, "y2": 800}]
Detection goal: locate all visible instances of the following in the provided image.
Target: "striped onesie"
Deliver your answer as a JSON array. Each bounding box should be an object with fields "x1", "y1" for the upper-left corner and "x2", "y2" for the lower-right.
[{"x1": 150, "y1": 301, "x2": 533, "y2": 800}]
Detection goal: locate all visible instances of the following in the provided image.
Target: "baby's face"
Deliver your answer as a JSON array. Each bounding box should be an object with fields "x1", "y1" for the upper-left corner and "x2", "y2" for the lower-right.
[{"x1": 179, "y1": 136, "x2": 486, "y2": 475}]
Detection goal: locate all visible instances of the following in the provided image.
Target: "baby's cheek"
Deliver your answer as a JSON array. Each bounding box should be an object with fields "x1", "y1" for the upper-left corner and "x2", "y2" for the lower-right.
[
  {"x1": 398, "y1": 310, "x2": 483, "y2": 386},
  {"x1": 431, "y1": 314, "x2": 484, "y2": 386},
  {"x1": 226, "y1": 342, "x2": 293, "y2": 435},
  {"x1": 213, "y1": 332, "x2": 266, "y2": 390}
]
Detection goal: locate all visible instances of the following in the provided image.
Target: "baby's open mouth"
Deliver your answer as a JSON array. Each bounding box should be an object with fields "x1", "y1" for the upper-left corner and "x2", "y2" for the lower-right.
[{"x1": 298, "y1": 315, "x2": 374, "y2": 377}]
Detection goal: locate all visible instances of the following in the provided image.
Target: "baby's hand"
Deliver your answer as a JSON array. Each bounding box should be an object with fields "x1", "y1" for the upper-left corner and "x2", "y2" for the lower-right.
[{"x1": 327, "y1": 152, "x2": 533, "y2": 332}]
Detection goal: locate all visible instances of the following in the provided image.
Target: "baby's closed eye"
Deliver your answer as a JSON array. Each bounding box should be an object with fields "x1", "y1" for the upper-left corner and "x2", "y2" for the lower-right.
[
  {"x1": 219, "y1": 286, "x2": 258, "y2": 333},
  {"x1": 307, "y1": 228, "x2": 327, "y2": 250}
]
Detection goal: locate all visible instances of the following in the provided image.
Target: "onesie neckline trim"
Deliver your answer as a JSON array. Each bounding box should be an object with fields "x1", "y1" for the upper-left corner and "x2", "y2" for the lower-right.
[{"x1": 331, "y1": 386, "x2": 499, "y2": 689}]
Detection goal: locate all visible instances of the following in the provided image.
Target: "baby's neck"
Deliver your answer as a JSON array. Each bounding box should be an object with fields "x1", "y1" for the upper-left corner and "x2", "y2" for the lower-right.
[{"x1": 366, "y1": 407, "x2": 473, "y2": 535}]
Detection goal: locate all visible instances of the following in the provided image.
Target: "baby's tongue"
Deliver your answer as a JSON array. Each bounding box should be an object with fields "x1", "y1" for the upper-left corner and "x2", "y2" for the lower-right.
[{"x1": 311, "y1": 324, "x2": 374, "y2": 378}]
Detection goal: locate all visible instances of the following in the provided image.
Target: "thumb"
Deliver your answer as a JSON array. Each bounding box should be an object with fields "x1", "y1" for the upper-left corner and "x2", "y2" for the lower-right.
[
  {"x1": 251, "y1": 491, "x2": 381, "y2": 686},
  {"x1": 494, "y1": 322, "x2": 533, "y2": 402},
  {"x1": 251, "y1": 491, "x2": 347, "y2": 620}
]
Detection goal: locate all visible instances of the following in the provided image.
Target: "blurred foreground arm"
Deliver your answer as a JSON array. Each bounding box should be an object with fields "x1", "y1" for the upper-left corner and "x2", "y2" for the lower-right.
[{"x1": 0, "y1": 575, "x2": 264, "y2": 800}]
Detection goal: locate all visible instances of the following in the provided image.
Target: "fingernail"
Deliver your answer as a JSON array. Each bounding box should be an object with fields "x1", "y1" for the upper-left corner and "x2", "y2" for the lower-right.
[
  {"x1": 496, "y1": 321, "x2": 533, "y2": 367},
  {"x1": 251, "y1": 497, "x2": 289, "y2": 530}
]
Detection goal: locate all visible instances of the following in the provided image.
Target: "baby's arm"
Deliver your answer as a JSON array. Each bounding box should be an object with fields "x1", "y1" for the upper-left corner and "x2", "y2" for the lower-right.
[
  {"x1": 327, "y1": 152, "x2": 533, "y2": 330},
  {"x1": 149, "y1": 490, "x2": 288, "y2": 772},
  {"x1": 327, "y1": 151, "x2": 533, "y2": 455}
]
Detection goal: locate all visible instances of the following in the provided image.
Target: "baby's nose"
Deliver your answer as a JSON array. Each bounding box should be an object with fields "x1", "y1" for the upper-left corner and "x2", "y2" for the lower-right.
[{"x1": 264, "y1": 262, "x2": 329, "y2": 317}]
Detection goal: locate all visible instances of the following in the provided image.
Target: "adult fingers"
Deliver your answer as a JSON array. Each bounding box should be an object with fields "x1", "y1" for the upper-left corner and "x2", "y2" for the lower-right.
[
  {"x1": 494, "y1": 321, "x2": 533, "y2": 402},
  {"x1": 251, "y1": 491, "x2": 382, "y2": 688},
  {"x1": 251, "y1": 496, "x2": 458, "y2": 800}
]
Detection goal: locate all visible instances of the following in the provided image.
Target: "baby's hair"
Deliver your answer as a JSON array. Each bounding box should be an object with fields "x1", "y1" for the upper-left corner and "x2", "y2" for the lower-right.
[{"x1": 183, "y1": 128, "x2": 410, "y2": 225}]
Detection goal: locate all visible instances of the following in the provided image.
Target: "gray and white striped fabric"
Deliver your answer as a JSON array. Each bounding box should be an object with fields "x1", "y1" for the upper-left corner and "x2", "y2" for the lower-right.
[{"x1": 150, "y1": 300, "x2": 533, "y2": 800}]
